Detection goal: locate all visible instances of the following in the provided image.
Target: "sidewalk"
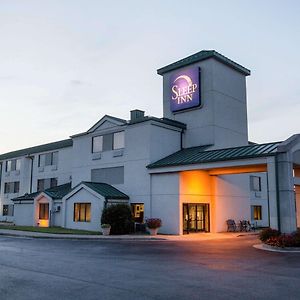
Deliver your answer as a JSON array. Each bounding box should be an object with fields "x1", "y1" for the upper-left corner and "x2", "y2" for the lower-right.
[{"x1": 0, "y1": 228, "x2": 258, "y2": 241}]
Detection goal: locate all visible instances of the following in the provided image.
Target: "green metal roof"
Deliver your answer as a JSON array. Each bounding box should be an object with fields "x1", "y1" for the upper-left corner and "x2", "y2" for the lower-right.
[
  {"x1": 44, "y1": 183, "x2": 72, "y2": 199},
  {"x1": 147, "y1": 142, "x2": 281, "y2": 169},
  {"x1": 0, "y1": 139, "x2": 73, "y2": 161},
  {"x1": 81, "y1": 182, "x2": 129, "y2": 200},
  {"x1": 12, "y1": 183, "x2": 72, "y2": 201},
  {"x1": 157, "y1": 50, "x2": 251, "y2": 76}
]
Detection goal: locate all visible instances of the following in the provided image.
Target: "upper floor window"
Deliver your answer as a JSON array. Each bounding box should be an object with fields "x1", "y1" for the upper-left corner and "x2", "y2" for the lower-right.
[
  {"x1": 250, "y1": 176, "x2": 261, "y2": 192},
  {"x1": 4, "y1": 181, "x2": 20, "y2": 194},
  {"x1": 91, "y1": 166, "x2": 124, "y2": 185},
  {"x1": 37, "y1": 178, "x2": 58, "y2": 192},
  {"x1": 6, "y1": 159, "x2": 21, "y2": 172},
  {"x1": 38, "y1": 151, "x2": 58, "y2": 167},
  {"x1": 92, "y1": 131, "x2": 124, "y2": 153}
]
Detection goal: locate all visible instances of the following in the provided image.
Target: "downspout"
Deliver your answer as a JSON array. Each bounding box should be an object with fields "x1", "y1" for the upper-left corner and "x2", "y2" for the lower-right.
[
  {"x1": 28, "y1": 156, "x2": 34, "y2": 193},
  {"x1": 275, "y1": 153, "x2": 281, "y2": 232},
  {"x1": 180, "y1": 129, "x2": 184, "y2": 150},
  {"x1": 266, "y1": 170, "x2": 271, "y2": 228},
  {"x1": 0, "y1": 162, "x2": 2, "y2": 194}
]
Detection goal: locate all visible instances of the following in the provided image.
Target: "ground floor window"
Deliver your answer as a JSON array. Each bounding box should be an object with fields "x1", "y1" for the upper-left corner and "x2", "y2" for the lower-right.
[
  {"x1": 3, "y1": 204, "x2": 14, "y2": 216},
  {"x1": 251, "y1": 205, "x2": 262, "y2": 220},
  {"x1": 39, "y1": 203, "x2": 49, "y2": 220},
  {"x1": 131, "y1": 203, "x2": 144, "y2": 223},
  {"x1": 183, "y1": 203, "x2": 210, "y2": 233},
  {"x1": 73, "y1": 203, "x2": 91, "y2": 222}
]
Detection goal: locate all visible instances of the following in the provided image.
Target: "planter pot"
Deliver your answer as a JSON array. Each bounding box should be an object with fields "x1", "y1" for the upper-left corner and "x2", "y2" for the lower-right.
[
  {"x1": 102, "y1": 227, "x2": 111, "y2": 236},
  {"x1": 148, "y1": 228, "x2": 159, "y2": 236}
]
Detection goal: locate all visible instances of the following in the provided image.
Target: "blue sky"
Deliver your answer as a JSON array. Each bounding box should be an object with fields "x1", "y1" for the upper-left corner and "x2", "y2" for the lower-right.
[{"x1": 0, "y1": 0, "x2": 299, "y2": 153}]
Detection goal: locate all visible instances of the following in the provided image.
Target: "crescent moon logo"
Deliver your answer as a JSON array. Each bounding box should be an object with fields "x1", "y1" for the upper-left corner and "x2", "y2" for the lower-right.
[{"x1": 174, "y1": 75, "x2": 193, "y2": 86}]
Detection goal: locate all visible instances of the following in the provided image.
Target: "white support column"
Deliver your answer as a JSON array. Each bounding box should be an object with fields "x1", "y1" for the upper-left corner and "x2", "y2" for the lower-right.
[
  {"x1": 267, "y1": 157, "x2": 278, "y2": 229},
  {"x1": 277, "y1": 152, "x2": 297, "y2": 233}
]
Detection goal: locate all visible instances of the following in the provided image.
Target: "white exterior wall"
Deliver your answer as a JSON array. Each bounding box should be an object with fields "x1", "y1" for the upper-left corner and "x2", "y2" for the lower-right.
[
  {"x1": 214, "y1": 174, "x2": 250, "y2": 232},
  {"x1": 14, "y1": 203, "x2": 34, "y2": 226},
  {"x1": 249, "y1": 172, "x2": 269, "y2": 228},
  {"x1": 151, "y1": 173, "x2": 180, "y2": 235},
  {"x1": 64, "y1": 188, "x2": 104, "y2": 231},
  {"x1": 71, "y1": 119, "x2": 181, "y2": 222},
  {"x1": 0, "y1": 146, "x2": 72, "y2": 221},
  {"x1": 162, "y1": 58, "x2": 248, "y2": 149}
]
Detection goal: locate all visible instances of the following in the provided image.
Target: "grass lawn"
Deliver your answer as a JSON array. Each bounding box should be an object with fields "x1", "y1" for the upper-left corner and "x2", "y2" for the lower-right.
[{"x1": 0, "y1": 225, "x2": 101, "y2": 235}]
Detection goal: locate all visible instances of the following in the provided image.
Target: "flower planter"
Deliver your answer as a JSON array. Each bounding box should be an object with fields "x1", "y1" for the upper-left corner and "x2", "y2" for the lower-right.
[
  {"x1": 102, "y1": 227, "x2": 111, "y2": 236},
  {"x1": 148, "y1": 228, "x2": 159, "y2": 236}
]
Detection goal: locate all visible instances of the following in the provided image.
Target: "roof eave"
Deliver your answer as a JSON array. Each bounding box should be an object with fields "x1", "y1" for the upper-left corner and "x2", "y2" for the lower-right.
[{"x1": 157, "y1": 50, "x2": 250, "y2": 76}]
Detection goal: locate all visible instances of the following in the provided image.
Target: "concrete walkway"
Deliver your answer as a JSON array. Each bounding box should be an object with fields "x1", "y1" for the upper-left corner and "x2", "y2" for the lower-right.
[{"x1": 0, "y1": 228, "x2": 258, "y2": 241}]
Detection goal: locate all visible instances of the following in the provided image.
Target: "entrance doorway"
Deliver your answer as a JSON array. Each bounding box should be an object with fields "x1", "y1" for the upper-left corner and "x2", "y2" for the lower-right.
[{"x1": 183, "y1": 203, "x2": 210, "y2": 233}]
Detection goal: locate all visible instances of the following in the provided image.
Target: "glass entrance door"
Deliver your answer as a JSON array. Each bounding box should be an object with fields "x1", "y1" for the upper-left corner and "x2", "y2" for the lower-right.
[{"x1": 183, "y1": 203, "x2": 210, "y2": 233}]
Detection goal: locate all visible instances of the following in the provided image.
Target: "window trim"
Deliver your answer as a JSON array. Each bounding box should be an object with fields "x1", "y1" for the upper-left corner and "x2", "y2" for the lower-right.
[
  {"x1": 252, "y1": 205, "x2": 262, "y2": 220},
  {"x1": 38, "y1": 152, "x2": 58, "y2": 167},
  {"x1": 92, "y1": 131, "x2": 125, "y2": 153},
  {"x1": 73, "y1": 203, "x2": 91, "y2": 222},
  {"x1": 250, "y1": 176, "x2": 262, "y2": 192}
]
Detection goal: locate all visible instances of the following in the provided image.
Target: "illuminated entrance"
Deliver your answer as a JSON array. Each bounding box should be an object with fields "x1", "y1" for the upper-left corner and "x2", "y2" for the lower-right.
[{"x1": 183, "y1": 203, "x2": 210, "y2": 233}]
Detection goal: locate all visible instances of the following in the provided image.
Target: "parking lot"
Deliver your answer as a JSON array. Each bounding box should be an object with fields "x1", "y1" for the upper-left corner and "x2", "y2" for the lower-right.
[{"x1": 0, "y1": 235, "x2": 299, "y2": 300}]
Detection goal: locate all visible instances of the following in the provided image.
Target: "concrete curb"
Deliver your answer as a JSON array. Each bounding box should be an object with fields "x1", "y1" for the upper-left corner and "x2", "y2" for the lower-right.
[
  {"x1": 253, "y1": 244, "x2": 300, "y2": 253},
  {"x1": 0, "y1": 230, "x2": 166, "y2": 241}
]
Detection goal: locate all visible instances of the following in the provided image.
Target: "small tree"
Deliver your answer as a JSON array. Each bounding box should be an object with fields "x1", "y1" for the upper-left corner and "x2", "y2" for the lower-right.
[{"x1": 101, "y1": 204, "x2": 133, "y2": 235}]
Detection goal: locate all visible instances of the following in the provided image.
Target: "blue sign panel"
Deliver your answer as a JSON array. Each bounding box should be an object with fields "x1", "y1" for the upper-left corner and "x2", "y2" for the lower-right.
[{"x1": 170, "y1": 67, "x2": 201, "y2": 112}]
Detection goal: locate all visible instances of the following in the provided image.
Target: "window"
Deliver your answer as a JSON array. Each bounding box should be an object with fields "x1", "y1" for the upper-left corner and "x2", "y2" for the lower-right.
[
  {"x1": 3, "y1": 204, "x2": 14, "y2": 216},
  {"x1": 37, "y1": 178, "x2": 58, "y2": 192},
  {"x1": 6, "y1": 159, "x2": 21, "y2": 172},
  {"x1": 131, "y1": 203, "x2": 144, "y2": 223},
  {"x1": 73, "y1": 203, "x2": 91, "y2": 222},
  {"x1": 250, "y1": 176, "x2": 261, "y2": 192},
  {"x1": 92, "y1": 136, "x2": 103, "y2": 153},
  {"x1": 4, "y1": 182, "x2": 20, "y2": 194},
  {"x1": 38, "y1": 152, "x2": 58, "y2": 167},
  {"x1": 113, "y1": 131, "x2": 125, "y2": 150},
  {"x1": 251, "y1": 205, "x2": 262, "y2": 220},
  {"x1": 39, "y1": 203, "x2": 49, "y2": 220},
  {"x1": 91, "y1": 166, "x2": 124, "y2": 185},
  {"x1": 92, "y1": 131, "x2": 124, "y2": 153}
]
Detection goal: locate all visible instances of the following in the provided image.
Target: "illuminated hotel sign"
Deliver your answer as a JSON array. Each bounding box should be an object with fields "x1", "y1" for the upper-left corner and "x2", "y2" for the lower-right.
[{"x1": 170, "y1": 67, "x2": 201, "y2": 112}]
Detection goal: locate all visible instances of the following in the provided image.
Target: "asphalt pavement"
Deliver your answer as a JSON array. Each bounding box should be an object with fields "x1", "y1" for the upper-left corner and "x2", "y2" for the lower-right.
[{"x1": 0, "y1": 235, "x2": 299, "y2": 300}]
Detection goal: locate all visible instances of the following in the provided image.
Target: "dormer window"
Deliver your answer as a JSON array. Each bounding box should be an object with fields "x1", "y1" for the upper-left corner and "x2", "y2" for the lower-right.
[{"x1": 92, "y1": 131, "x2": 124, "y2": 153}]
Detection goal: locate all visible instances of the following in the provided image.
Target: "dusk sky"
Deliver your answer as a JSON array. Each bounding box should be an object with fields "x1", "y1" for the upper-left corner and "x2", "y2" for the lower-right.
[{"x1": 0, "y1": 0, "x2": 299, "y2": 153}]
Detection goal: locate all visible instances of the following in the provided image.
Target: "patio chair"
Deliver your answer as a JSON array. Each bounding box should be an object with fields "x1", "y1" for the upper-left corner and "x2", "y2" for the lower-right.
[{"x1": 226, "y1": 219, "x2": 237, "y2": 232}]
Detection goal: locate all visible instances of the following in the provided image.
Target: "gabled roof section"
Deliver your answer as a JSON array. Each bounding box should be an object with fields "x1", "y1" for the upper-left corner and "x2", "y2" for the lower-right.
[
  {"x1": 12, "y1": 183, "x2": 72, "y2": 202},
  {"x1": 157, "y1": 50, "x2": 251, "y2": 76},
  {"x1": 147, "y1": 142, "x2": 281, "y2": 169},
  {"x1": 128, "y1": 116, "x2": 186, "y2": 130},
  {"x1": 0, "y1": 139, "x2": 73, "y2": 161},
  {"x1": 44, "y1": 183, "x2": 72, "y2": 199},
  {"x1": 80, "y1": 182, "x2": 129, "y2": 200},
  {"x1": 71, "y1": 115, "x2": 127, "y2": 138}
]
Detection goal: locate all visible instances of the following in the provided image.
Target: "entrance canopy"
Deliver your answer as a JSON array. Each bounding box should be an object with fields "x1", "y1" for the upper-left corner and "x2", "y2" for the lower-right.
[{"x1": 148, "y1": 136, "x2": 300, "y2": 233}]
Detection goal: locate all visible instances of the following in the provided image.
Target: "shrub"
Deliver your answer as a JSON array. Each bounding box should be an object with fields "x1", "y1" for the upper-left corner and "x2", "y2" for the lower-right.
[
  {"x1": 291, "y1": 228, "x2": 300, "y2": 246},
  {"x1": 146, "y1": 218, "x2": 162, "y2": 229},
  {"x1": 266, "y1": 234, "x2": 297, "y2": 248},
  {"x1": 259, "y1": 228, "x2": 280, "y2": 242},
  {"x1": 101, "y1": 204, "x2": 133, "y2": 235},
  {"x1": 101, "y1": 224, "x2": 111, "y2": 229}
]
